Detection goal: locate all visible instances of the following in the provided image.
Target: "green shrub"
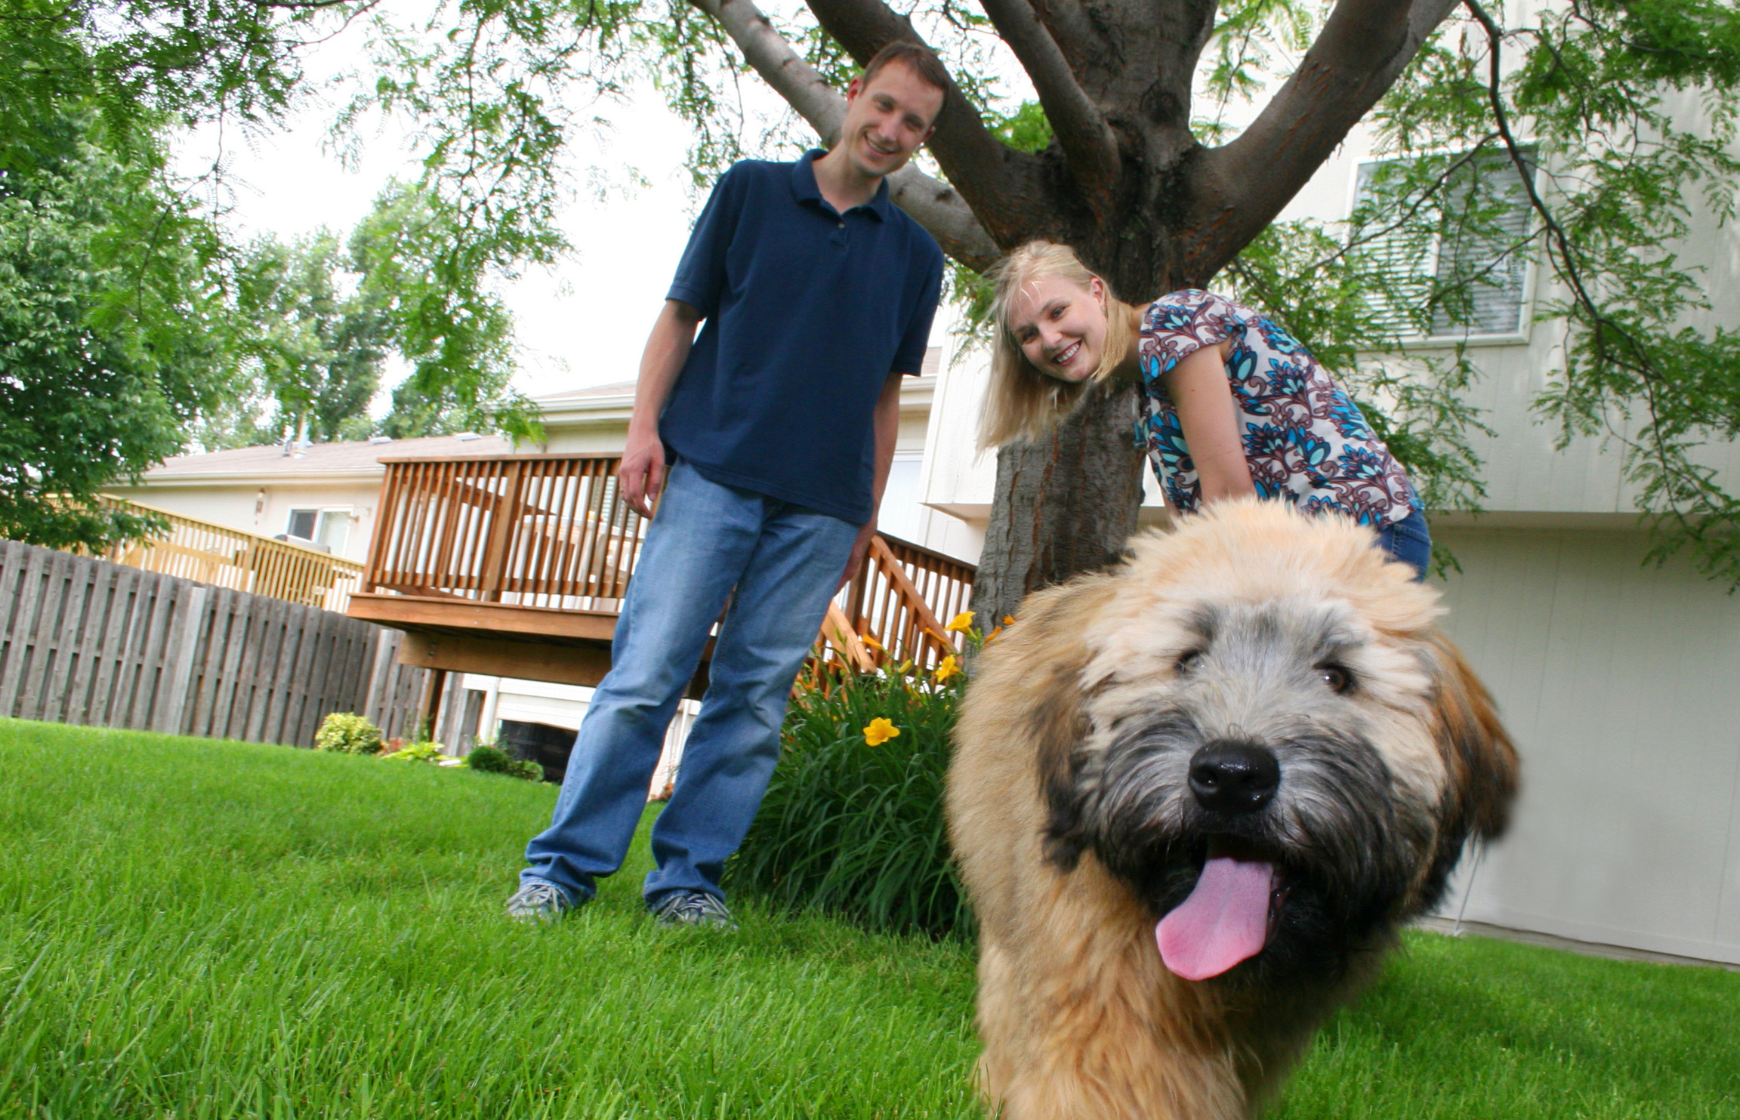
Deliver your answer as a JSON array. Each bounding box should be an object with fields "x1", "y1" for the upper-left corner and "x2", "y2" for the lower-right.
[
  {"x1": 464, "y1": 744, "x2": 512, "y2": 773},
  {"x1": 727, "y1": 656, "x2": 973, "y2": 938},
  {"x1": 381, "y1": 741, "x2": 445, "y2": 763},
  {"x1": 465, "y1": 744, "x2": 543, "y2": 781},
  {"x1": 313, "y1": 712, "x2": 383, "y2": 755}
]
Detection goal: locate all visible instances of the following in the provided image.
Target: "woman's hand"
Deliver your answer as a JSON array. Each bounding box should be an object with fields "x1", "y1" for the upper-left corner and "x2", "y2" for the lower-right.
[{"x1": 1163, "y1": 340, "x2": 1256, "y2": 505}]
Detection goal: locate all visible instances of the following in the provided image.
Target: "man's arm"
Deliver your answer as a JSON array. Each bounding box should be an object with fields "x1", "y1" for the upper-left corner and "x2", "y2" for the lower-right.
[
  {"x1": 621, "y1": 300, "x2": 704, "y2": 519},
  {"x1": 839, "y1": 370, "x2": 906, "y2": 591}
]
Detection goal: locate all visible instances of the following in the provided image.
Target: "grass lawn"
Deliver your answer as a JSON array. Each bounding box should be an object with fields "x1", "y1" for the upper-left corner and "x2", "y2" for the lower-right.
[{"x1": 0, "y1": 720, "x2": 1735, "y2": 1119}]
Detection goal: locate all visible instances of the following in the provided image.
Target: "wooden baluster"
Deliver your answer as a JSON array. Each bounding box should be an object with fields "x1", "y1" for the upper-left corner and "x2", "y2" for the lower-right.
[
  {"x1": 480, "y1": 460, "x2": 526, "y2": 602},
  {"x1": 361, "y1": 463, "x2": 399, "y2": 594}
]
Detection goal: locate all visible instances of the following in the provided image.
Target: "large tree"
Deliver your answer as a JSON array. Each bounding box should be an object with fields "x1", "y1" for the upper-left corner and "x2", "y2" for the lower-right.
[
  {"x1": 346, "y1": 0, "x2": 1738, "y2": 607},
  {"x1": 7, "y1": 0, "x2": 1737, "y2": 594},
  {"x1": 631, "y1": 0, "x2": 1740, "y2": 615}
]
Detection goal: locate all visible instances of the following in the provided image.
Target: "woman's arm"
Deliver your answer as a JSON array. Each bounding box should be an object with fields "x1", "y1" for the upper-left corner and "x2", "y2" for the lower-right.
[{"x1": 1163, "y1": 340, "x2": 1256, "y2": 505}]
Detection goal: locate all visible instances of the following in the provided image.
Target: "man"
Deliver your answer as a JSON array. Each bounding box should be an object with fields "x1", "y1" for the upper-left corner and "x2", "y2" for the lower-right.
[{"x1": 505, "y1": 42, "x2": 949, "y2": 927}]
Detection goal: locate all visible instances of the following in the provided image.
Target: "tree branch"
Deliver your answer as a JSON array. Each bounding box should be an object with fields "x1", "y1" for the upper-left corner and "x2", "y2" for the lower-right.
[
  {"x1": 1184, "y1": 0, "x2": 1460, "y2": 278},
  {"x1": 1024, "y1": 0, "x2": 1106, "y2": 71},
  {"x1": 975, "y1": 0, "x2": 1120, "y2": 202},
  {"x1": 800, "y1": 0, "x2": 1054, "y2": 246},
  {"x1": 687, "y1": 0, "x2": 1000, "y2": 269}
]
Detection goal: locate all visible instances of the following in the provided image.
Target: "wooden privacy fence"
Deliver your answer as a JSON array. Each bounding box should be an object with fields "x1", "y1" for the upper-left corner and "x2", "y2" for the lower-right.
[
  {"x1": 0, "y1": 540, "x2": 426, "y2": 744},
  {"x1": 100, "y1": 495, "x2": 365, "y2": 613}
]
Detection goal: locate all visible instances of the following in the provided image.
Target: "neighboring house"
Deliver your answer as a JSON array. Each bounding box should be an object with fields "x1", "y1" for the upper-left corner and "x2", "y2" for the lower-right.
[{"x1": 113, "y1": 433, "x2": 516, "y2": 564}]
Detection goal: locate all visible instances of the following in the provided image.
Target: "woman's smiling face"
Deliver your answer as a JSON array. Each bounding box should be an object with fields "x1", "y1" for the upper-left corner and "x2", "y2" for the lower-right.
[{"x1": 1008, "y1": 274, "x2": 1108, "y2": 383}]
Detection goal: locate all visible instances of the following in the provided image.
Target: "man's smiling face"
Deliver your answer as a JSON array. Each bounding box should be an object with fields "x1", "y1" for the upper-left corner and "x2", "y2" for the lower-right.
[{"x1": 838, "y1": 61, "x2": 943, "y2": 181}]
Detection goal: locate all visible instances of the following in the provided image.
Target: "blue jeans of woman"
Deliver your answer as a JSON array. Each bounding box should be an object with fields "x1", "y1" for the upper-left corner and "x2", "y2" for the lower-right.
[
  {"x1": 1376, "y1": 508, "x2": 1432, "y2": 581},
  {"x1": 520, "y1": 459, "x2": 859, "y2": 909}
]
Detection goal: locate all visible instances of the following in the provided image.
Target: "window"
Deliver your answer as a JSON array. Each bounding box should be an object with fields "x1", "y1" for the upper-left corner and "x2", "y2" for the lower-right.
[
  {"x1": 315, "y1": 510, "x2": 351, "y2": 553},
  {"x1": 1352, "y1": 149, "x2": 1536, "y2": 340},
  {"x1": 285, "y1": 508, "x2": 352, "y2": 553},
  {"x1": 286, "y1": 508, "x2": 318, "y2": 541}
]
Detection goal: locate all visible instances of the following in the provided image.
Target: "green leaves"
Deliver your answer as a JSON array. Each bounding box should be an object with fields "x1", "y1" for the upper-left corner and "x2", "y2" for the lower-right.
[
  {"x1": 728, "y1": 670, "x2": 972, "y2": 939},
  {"x1": 0, "y1": 113, "x2": 228, "y2": 549}
]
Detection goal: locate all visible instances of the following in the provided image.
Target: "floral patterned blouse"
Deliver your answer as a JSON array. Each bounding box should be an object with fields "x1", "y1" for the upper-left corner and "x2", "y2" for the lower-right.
[{"x1": 1135, "y1": 290, "x2": 1421, "y2": 527}]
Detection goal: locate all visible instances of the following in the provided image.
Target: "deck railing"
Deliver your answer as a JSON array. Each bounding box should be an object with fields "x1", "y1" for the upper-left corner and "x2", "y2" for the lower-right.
[
  {"x1": 363, "y1": 455, "x2": 646, "y2": 610},
  {"x1": 100, "y1": 496, "x2": 364, "y2": 612},
  {"x1": 363, "y1": 454, "x2": 974, "y2": 669},
  {"x1": 837, "y1": 534, "x2": 976, "y2": 672}
]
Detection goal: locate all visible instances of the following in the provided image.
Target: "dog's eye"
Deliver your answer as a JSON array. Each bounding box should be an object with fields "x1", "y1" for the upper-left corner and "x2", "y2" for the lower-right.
[
  {"x1": 1318, "y1": 665, "x2": 1354, "y2": 693},
  {"x1": 1175, "y1": 649, "x2": 1205, "y2": 674}
]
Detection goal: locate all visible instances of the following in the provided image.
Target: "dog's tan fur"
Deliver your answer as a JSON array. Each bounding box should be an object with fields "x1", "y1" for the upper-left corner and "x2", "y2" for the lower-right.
[{"x1": 948, "y1": 500, "x2": 1517, "y2": 1120}]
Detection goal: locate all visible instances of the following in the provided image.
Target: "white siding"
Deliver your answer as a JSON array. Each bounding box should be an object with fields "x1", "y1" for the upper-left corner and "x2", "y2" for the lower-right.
[{"x1": 1432, "y1": 527, "x2": 1740, "y2": 965}]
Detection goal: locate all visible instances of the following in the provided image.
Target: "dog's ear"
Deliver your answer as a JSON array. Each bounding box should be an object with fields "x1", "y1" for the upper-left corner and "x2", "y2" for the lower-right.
[
  {"x1": 1030, "y1": 657, "x2": 1094, "y2": 871},
  {"x1": 1422, "y1": 630, "x2": 1519, "y2": 843}
]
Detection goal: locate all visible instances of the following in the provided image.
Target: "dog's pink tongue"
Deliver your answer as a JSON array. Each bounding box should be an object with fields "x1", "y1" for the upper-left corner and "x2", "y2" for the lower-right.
[{"x1": 1157, "y1": 856, "x2": 1275, "y2": 981}]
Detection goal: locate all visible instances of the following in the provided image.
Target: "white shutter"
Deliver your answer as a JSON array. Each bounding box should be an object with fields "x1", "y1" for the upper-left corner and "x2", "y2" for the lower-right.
[
  {"x1": 1428, "y1": 151, "x2": 1535, "y2": 337},
  {"x1": 1353, "y1": 160, "x2": 1435, "y2": 339},
  {"x1": 1352, "y1": 151, "x2": 1535, "y2": 340}
]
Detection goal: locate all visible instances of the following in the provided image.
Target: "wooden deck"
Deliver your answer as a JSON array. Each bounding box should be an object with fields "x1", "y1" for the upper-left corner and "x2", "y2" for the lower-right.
[
  {"x1": 100, "y1": 495, "x2": 365, "y2": 612},
  {"x1": 347, "y1": 454, "x2": 974, "y2": 691}
]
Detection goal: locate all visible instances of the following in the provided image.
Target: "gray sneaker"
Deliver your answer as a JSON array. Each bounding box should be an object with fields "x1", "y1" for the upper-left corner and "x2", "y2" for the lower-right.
[
  {"x1": 504, "y1": 881, "x2": 573, "y2": 922},
  {"x1": 649, "y1": 890, "x2": 737, "y2": 930}
]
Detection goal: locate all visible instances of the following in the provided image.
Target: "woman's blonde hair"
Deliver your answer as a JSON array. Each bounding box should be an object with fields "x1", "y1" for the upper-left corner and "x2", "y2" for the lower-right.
[{"x1": 978, "y1": 241, "x2": 1140, "y2": 449}]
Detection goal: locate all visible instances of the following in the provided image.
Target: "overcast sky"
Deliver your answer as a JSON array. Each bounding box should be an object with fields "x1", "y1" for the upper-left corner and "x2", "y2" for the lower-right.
[{"x1": 177, "y1": 48, "x2": 737, "y2": 405}]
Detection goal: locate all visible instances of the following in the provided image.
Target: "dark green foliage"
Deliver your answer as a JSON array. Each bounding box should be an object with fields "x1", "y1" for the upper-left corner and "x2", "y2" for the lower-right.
[
  {"x1": 464, "y1": 743, "x2": 540, "y2": 780},
  {"x1": 463, "y1": 743, "x2": 514, "y2": 774},
  {"x1": 0, "y1": 110, "x2": 228, "y2": 549},
  {"x1": 198, "y1": 231, "x2": 394, "y2": 450},
  {"x1": 728, "y1": 667, "x2": 972, "y2": 938}
]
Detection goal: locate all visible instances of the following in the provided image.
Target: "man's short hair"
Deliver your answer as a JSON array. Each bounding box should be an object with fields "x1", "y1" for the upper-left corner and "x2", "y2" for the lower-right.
[{"x1": 860, "y1": 41, "x2": 950, "y2": 97}]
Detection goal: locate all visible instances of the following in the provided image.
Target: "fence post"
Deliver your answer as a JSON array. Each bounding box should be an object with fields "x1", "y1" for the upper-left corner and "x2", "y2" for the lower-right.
[
  {"x1": 156, "y1": 586, "x2": 208, "y2": 735},
  {"x1": 362, "y1": 629, "x2": 394, "y2": 726}
]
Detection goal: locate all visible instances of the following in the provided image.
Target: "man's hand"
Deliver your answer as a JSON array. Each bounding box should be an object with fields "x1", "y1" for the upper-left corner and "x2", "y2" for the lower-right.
[
  {"x1": 620, "y1": 299, "x2": 702, "y2": 520},
  {"x1": 839, "y1": 520, "x2": 877, "y2": 593},
  {"x1": 620, "y1": 425, "x2": 666, "y2": 520}
]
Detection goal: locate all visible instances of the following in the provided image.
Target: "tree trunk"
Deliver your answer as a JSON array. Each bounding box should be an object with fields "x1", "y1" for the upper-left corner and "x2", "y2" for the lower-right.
[{"x1": 969, "y1": 379, "x2": 1147, "y2": 624}]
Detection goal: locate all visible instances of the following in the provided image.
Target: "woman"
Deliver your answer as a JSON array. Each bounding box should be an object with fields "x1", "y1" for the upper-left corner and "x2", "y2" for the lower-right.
[{"x1": 980, "y1": 241, "x2": 1431, "y2": 578}]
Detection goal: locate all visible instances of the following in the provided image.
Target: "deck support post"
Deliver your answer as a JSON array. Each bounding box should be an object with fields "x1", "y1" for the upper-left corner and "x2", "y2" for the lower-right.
[{"x1": 419, "y1": 667, "x2": 447, "y2": 741}]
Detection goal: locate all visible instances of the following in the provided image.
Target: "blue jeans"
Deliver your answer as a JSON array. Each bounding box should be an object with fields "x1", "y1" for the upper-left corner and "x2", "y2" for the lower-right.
[
  {"x1": 1376, "y1": 509, "x2": 1432, "y2": 581},
  {"x1": 520, "y1": 460, "x2": 859, "y2": 909}
]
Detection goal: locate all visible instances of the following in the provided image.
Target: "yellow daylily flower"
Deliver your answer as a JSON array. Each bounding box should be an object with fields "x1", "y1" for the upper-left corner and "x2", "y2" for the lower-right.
[
  {"x1": 861, "y1": 633, "x2": 885, "y2": 653},
  {"x1": 895, "y1": 659, "x2": 913, "y2": 675},
  {"x1": 933, "y1": 654, "x2": 961, "y2": 683},
  {"x1": 984, "y1": 626, "x2": 1003, "y2": 644},
  {"x1": 944, "y1": 611, "x2": 975, "y2": 633},
  {"x1": 863, "y1": 717, "x2": 900, "y2": 746}
]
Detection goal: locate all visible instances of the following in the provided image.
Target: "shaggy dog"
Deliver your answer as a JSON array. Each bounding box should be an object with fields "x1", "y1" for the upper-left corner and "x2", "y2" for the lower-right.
[{"x1": 948, "y1": 499, "x2": 1517, "y2": 1120}]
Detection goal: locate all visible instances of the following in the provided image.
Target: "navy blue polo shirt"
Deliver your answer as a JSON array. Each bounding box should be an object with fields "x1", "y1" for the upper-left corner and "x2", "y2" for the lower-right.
[{"x1": 661, "y1": 150, "x2": 944, "y2": 524}]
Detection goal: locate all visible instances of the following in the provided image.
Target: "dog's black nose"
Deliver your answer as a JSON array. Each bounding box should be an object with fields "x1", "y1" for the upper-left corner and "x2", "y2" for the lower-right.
[{"x1": 1188, "y1": 742, "x2": 1280, "y2": 813}]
